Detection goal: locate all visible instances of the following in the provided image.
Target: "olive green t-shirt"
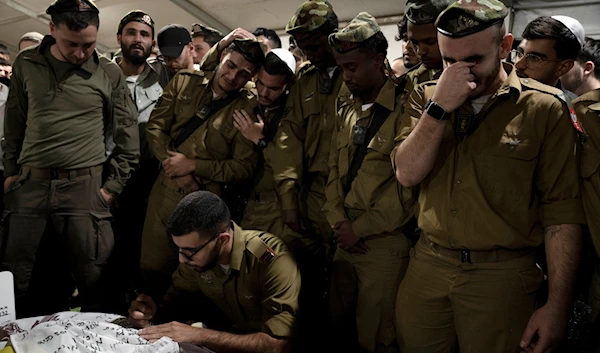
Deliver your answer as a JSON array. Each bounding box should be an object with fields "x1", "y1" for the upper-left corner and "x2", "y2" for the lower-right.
[{"x1": 44, "y1": 50, "x2": 75, "y2": 82}]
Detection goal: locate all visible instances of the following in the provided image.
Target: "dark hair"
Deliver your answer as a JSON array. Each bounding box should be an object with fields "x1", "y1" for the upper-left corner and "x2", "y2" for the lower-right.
[
  {"x1": 226, "y1": 41, "x2": 265, "y2": 70},
  {"x1": 522, "y1": 16, "x2": 580, "y2": 60},
  {"x1": 192, "y1": 25, "x2": 224, "y2": 47},
  {"x1": 359, "y1": 31, "x2": 388, "y2": 57},
  {"x1": 167, "y1": 191, "x2": 231, "y2": 237},
  {"x1": 577, "y1": 37, "x2": 600, "y2": 80},
  {"x1": 253, "y1": 27, "x2": 282, "y2": 48},
  {"x1": 0, "y1": 43, "x2": 8, "y2": 55},
  {"x1": 51, "y1": 11, "x2": 99, "y2": 31},
  {"x1": 395, "y1": 15, "x2": 409, "y2": 42},
  {"x1": 264, "y1": 52, "x2": 293, "y2": 83},
  {"x1": 0, "y1": 58, "x2": 11, "y2": 67}
]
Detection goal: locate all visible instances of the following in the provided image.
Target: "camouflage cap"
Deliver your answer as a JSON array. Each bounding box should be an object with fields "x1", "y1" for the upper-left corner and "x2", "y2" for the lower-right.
[
  {"x1": 286, "y1": 1, "x2": 335, "y2": 41},
  {"x1": 436, "y1": 0, "x2": 508, "y2": 38},
  {"x1": 118, "y1": 10, "x2": 154, "y2": 37},
  {"x1": 46, "y1": 0, "x2": 98, "y2": 14},
  {"x1": 231, "y1": 38, "x2": 266, "y2": 69},
  {"x1": 405, "y1": 0, "x2": 454, "y2": 25},
  {"x1": 328, "y1": 12, "x2": 380, "y2": 54}
]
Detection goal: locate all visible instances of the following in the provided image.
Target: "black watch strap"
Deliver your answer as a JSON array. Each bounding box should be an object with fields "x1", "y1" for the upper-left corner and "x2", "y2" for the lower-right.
[
  {"x1": 256, "y1": 138, "x2": 268, "y2": 149},
  {"x1": 425, "y1": 99, "x2": 449, "y2": 121}
]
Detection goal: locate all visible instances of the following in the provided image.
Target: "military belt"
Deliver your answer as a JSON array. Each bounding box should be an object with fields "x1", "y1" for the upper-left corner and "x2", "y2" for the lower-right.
[
  {"x1": 419, "y1": 236, "x2": 535, "y2": 264},
  {"x1": 25, "y1": 165, "x2": 103, "y2": 180}
]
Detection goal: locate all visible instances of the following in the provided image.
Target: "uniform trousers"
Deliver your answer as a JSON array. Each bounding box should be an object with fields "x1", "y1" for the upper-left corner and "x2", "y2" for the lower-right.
[
  {"x1": 139, "y1": 173, "x2": 187, "y2": 301},
  {"x1": 328, "y1": 234, "x2": 411, "y2": 353},
  {"x1": 0, "y1": 166, "x2": 113, "y2": 318},
  {"x1": 396, "y1": 238, "x2": 544, "y2": 353}
]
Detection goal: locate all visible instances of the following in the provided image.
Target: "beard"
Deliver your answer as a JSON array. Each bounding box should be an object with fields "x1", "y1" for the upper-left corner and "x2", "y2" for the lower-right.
[
  {"x1": 186, "y1": 244, "x2": 220, "y2": 273},
  {"x1": 122, "y1": 42, "x2": 151, "y2": 67}
]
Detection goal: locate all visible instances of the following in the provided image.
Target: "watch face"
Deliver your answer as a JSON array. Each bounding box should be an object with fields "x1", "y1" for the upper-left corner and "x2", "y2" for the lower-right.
[{"x1": 258, "y1": 139, "x2": 268, "y2": 148}]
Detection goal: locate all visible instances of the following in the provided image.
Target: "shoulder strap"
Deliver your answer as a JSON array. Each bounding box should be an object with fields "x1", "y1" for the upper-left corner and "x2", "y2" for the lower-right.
[
  {"x1": 246, "y1": 232, "x2": 277, "y2": 265},
  {"x1": 256, "y1": 105, "x2": 289, "y2": 142},
  {"x1": 174, "y1": 92, "x2": 239, "y2": 149},
  {"x1": 345, "y1": 85, "x2": 403, "y2": 192}
]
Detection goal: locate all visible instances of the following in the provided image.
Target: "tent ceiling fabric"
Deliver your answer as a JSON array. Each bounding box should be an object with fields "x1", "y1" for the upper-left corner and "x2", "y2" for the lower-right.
[{"x1": 0, "y1": 0, "x2": 598, "y2": 57}]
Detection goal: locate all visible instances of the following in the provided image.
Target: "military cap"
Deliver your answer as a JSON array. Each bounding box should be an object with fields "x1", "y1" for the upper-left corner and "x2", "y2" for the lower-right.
[
  {"x1": 328, "y1": 12, "x2": 380, "y2": 54},
  {"x1": 118, "y1": 10, "x2": 155, "y2": 37},
  {"x1": 46, "y1": 0, "x2": 98, "y2": 14},
  {"x1": 191, "y1": 23, "x2": 224, "y2": 39},
  {"x1": 286, "y1": 1, "x2": 335, "y2": 41},
  {"x1": 405, "y1": 0, "x2": 454, "y2": 25},
  {"x1": 436, "y1": 0, "x2": 508, "y2": 38},
  {"x1": 231, "y1": 38, "x2": 266, "y2": 69}
]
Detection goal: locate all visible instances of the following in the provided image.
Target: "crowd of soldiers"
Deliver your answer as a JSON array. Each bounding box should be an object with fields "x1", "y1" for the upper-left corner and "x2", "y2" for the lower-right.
[{"x1": 0, "y1": 0, "x2": 599, "y2": 352}]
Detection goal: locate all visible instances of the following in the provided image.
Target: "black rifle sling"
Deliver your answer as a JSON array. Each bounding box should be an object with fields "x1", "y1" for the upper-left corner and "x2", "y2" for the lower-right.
[
  {"x1": 346, "y1": 85, "x2": 403, "y2": 192},
  {"x1": 174, "y1": 92, "x2": 239, "y2": 149}
]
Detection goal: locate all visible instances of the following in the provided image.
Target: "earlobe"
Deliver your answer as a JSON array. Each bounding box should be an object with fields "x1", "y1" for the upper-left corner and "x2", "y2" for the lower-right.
[
  {"x1": 584, "y1": 61, "x2": 595, "y2": 76},
  {"x1": 557, "y1": 60, "x2": 575, "y2": 77}
]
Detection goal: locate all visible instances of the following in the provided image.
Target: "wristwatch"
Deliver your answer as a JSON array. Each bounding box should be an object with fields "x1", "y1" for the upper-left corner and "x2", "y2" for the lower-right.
[
  {"x1": 256, "y1": 138, "x2": 268, "y2": 149},
  {"x1": 425, "y1": 99, "x2": 449, "y2": 121}
]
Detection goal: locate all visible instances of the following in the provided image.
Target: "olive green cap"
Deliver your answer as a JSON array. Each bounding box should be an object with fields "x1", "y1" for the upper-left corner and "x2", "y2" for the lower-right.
[
  {"x1": 436, "y1": 0, "x2": 508, "y2": 38},
  {"x1": 46, "y1": 0, "x2": 98, "y2": 15},
  {"x1": 286, "y1": 1, "x2": 335, "y2": 41},
  {"x1": 405, "y1": 0, "x2": 454, "y2": 25},
  {"x1": 328, "y1": 12, "x2": 380, "y2": 54}
]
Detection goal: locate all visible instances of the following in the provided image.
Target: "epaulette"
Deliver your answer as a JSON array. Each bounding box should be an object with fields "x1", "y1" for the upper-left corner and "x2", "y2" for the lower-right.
[
  {"x1": 519, "y1": 78, "x2": 563, "y2": 100},
  {"x1": 589, "y1": 102, "x2": 600, "y2": 112},
  {"x1": 296, "y1": 61, "x2": 316, "y2": 79},
  {"x1": 337, "y1": 83, "x2": 353, "y2": 107},
  {"x1": 246, "y1": 233, "x2": 278, "y2": 265},
  {"x1": 177, "y1": 68, "x2": 206, "y2": 77}
]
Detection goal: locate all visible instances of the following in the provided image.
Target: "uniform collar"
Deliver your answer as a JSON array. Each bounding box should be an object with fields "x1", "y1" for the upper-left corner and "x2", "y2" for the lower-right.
[
  {"x1": 24, "y1": 35, "x2": 99, "y2": 74},
  {"x1": 573, "y1": 88, "x2": 600, "y2": 111},
  {"x1": 492, "y1": 62, "x2": 521, "y2": 99},
  {"x1": 114, "y1": 56, "x2": 157, "y2": 86},
  {"x1": 229, "y1": 222, "x2": 246, "y2": 272},
  {"x1": 351, "y1": 76, "x2": 396, "y2": 112}
]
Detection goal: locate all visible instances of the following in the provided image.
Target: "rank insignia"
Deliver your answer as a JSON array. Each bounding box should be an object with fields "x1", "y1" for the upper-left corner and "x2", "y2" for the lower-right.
[{"x1": 260, "y1": 248, "x2": 276, "y2": 265}]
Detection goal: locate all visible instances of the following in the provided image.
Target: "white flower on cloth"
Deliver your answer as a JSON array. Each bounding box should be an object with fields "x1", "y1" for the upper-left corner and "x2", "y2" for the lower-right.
[{"x1": 1, "y1": 312, "x2": 179, "y2": 353}]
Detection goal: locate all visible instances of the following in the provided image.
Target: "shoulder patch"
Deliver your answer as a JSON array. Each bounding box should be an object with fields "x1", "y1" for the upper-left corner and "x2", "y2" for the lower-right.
[{"x1": 247, "y1": 234, "x2": 278, "y2": 265}]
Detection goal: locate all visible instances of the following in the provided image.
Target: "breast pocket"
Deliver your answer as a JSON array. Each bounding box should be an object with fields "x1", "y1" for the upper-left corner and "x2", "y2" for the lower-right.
[
  {"x1": 480, "y1": 142, "x2": 539, "y2": 201},
  {"x1": 366, "y1": 131, "x2": 395, "y2": 178},
  {"x1": 205, "y1": 111, "x2": 236, "y2": 159}
]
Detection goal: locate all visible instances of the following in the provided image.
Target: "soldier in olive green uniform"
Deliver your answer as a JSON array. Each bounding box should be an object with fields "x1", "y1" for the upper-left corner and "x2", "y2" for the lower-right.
[
  {"x1": 393, "y1": 2, "x2": 585, "y2": 352},
  {"x1": 271, "y1": 1, "x2": 343, "y2": 246},
  {"x1": 564, "y1": 38, "x2": 600, "y2": 351},
  {"x1": 141, "y1": 38, "x2": 263, "y2": 301},
  {"x1": 324, "y1": 13, "x2": 416, "y2": 353},
  {"x1": 397, "y1": 0, "x2": 451, "y2": 98},
  {"x1": 1, "y1": 0, "x2": 139, "y2": 317},
  {"x1": 129, "y1": 192, "x2": 299, "y2": 353}
]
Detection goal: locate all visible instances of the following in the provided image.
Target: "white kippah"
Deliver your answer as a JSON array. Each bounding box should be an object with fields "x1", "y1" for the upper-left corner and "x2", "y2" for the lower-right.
[
  {"x1": 551, "y1": 15, "x2": 585, "y2": 47},
  {"x1": 269, "y1": 48, "x2": 297, "y2": 74}
]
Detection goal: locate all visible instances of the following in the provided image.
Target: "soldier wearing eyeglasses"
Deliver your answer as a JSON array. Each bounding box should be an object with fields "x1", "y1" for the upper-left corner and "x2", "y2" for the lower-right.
[
  {"x1": 513, "y1": 15, "x2": 585, "y2": 103},
  {"x1": 128, "y1": 191, "x2": 300, "y2": 353}
]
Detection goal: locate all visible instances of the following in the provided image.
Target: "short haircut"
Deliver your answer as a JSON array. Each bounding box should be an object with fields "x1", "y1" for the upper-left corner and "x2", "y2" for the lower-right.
[
  {"x1": 253, "y1": 27, "x2": 282, "y2": 48},
  {"x1": 192, "y1": 25, "x2": 224, "y2": 47},
  {"x1": 225, "y1": 41, "x2": 265, "y2": 70},
  {"x1": 359, "y1": 31, "x2": 388, "y2": 57},
  {"x1": 0, "y1": 43, "x2": 8, "y2": 55},
  {"x1": 395, "y1": 15, "x2": 409, "y2": 42},
  {"x1": 167, "y1": 191, "x2": 231, "y2": 238},
  {"x1": 521, "y1": 16, "x2": 580, "y2": 60},
  {"x1": 51, "y1": 10, "x2": 99, "y2": 31},
  {"x1": 577, "y1": 37, "x2": 600, "y2": 80},
  {"x1": 264, "y1": 51, "x2": 294, "y2": 83},
  {"x1": 0, "y1": 58, "x2": 11, "y2": 67}
]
